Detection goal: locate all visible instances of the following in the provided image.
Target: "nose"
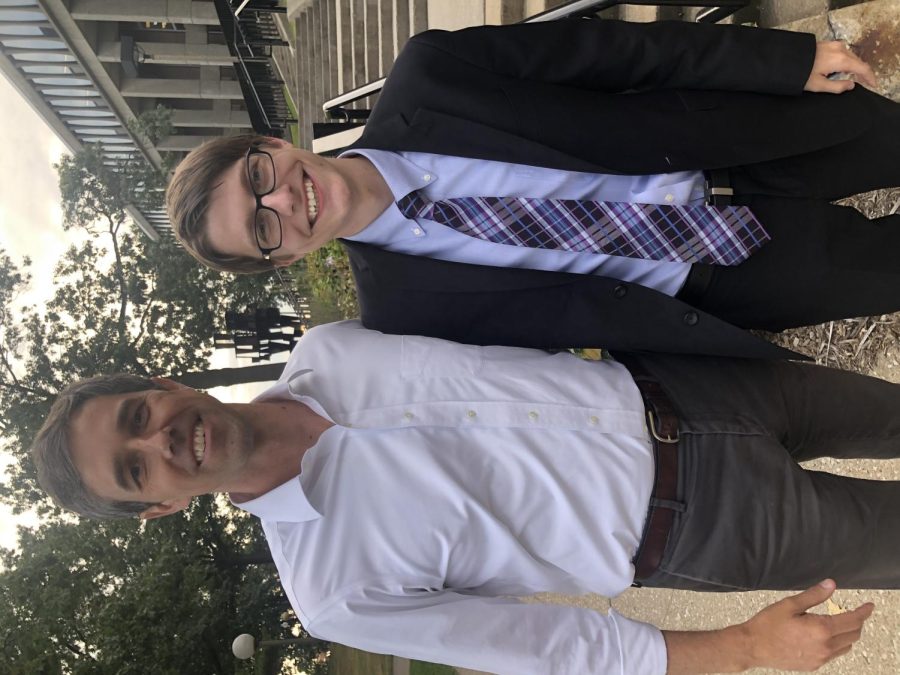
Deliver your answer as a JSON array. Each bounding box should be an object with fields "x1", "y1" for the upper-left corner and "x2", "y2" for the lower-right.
[
  {"x1": 136, "y1": 426, "x2": 176, "y2": 460},
  {"x1": 260, "y1": 183, "x2": 294, "y2": 216}
]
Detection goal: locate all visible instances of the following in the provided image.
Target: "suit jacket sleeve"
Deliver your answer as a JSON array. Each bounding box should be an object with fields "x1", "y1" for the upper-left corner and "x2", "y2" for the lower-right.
[{"x1": 406, "y1": 19, "x2": 816, "y2": 97}]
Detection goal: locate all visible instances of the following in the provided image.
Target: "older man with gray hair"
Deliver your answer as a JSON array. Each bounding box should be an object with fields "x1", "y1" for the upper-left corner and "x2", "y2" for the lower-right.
[{"x1": 32, "y1": 321, "x2": 900, "y2": 674}]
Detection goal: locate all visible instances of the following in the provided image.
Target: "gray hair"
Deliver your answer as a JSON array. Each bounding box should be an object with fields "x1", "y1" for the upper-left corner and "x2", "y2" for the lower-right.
[{"x1": 31, "y1": 374, "x2": 164, "y2": 519}]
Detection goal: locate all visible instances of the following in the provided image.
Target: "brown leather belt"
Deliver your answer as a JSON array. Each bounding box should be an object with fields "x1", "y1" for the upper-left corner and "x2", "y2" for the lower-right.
[{"x1": 617, "y1": 358, "x2": 684, "y2": 583}]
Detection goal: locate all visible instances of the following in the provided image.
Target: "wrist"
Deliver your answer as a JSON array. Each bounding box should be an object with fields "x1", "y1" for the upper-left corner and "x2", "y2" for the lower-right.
[{"x1": 725, "y1": 622, "x2": 756, "y2": 672}]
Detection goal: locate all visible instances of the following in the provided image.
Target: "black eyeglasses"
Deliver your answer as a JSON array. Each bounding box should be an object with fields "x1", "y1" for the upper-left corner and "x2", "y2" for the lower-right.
[
  {"x1": 245, "y1": 144, "x2": 305, "y2": 317},
  {"x1": 246, "y1": 145, "x2": 282, "y2": 259}
]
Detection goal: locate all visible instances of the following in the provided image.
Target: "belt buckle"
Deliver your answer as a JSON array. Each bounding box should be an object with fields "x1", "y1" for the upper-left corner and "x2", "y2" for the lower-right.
[{"x1": 647, "y1": 409, "x2": 678, "y2": 444}]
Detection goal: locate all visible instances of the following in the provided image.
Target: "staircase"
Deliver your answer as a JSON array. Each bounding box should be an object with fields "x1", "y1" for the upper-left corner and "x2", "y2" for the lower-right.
[{"x1": 282, "y1": 0, "x2": 898, "y2": 149}]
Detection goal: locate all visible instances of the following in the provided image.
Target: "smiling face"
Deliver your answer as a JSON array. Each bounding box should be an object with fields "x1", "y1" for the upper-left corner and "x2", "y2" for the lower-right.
[
  {"x1": 203, "y1": 138, "x2": 391, "y2": 267},
  {"x1": 68, "y1": 380, "x2": 254, "y2": 519}
]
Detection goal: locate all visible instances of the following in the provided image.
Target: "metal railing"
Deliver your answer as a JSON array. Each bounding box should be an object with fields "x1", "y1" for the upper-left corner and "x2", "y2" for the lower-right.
[
  {"x1": 213, "y1": 0, "x2": 296, "y2": 138},
  {"x1": 319, "y1": 0, "x2": 749, "y2": 126}
]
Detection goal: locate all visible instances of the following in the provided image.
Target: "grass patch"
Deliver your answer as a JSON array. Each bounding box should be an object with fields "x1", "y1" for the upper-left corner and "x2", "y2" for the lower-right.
[
  {"x1": 329, "y1": 644, "x2": 392, "y2": 675},
  {"x1": 410, "y1": 662, "x2": 457, "y2": 675}
]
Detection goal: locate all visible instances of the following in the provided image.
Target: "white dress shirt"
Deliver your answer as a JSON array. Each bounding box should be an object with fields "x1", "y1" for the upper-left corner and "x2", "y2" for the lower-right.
[
  {"x1": 342, "y1": 149, "x2": 702, "y2": 295},
  {"x1": 236, "y1": 321, "x2": 665, "y2": 674}
]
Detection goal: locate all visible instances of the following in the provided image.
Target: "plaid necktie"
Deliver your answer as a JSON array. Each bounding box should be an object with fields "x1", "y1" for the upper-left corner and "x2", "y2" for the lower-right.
[{"x1": 396, "y1": 191, "x2": 769, "y2": 266}]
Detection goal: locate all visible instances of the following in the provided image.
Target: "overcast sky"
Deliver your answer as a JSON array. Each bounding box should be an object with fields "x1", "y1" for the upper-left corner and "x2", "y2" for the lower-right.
[{"x1": 0, "y1": 73, "x2": 74, "y2": 550}]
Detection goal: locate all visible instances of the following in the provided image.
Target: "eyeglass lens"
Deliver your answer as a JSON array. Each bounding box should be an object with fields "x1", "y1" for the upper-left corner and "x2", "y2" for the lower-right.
[{"x1": 247, "y1": 152, "x2": 282, "y2": 251}]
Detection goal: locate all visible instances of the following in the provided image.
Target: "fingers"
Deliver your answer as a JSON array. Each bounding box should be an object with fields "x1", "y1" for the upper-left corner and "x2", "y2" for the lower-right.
[
  {"x1": 825, "y1": 604, "x2": 875, "y2": 660},
  {"x1": 805, "y1": 41, "x2": 879, "y2": 93},
  {"x1": 743, "y1": 585, "x2": 874, "y2": 672},
  {"x1": 784, "y1": 579, "x2": 836, "y2": 613},
  {"x1": 810, "y1": 75, "x2": 857, "y2": 94},
  {"x1": 829, "y1": 602, "x2": 876, "y2": 634}
]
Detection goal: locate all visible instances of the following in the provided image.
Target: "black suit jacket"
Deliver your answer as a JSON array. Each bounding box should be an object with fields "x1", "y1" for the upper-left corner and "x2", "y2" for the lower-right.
[{"x1": 342, "y1": 19, "x2": 875, "y2": 359}]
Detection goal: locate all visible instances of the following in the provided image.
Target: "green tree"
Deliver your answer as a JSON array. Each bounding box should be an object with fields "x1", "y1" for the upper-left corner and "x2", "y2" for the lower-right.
[
  {"x1": 0, "y1": 110, "x2": 282, "y2": 514},
  {"x1": 0, "y1": 111, "x2": 328, "y2": 675},
  {"x1": 0, "y1": 497, "x2": 328, "y2": 675}
]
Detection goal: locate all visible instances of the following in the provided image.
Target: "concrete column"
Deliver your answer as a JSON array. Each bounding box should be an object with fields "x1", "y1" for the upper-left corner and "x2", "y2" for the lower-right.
[
  {"x1": 326, "y1": 0, "x2": 339, "y2": 99},
  {"x1": 311, "y1": 0, "x2": 325, "y2": 111},
  {"x1": 621, "y1": 6, "x2": 658, "y2": 22},
  {"x1": 170, "y1": 108, "x2": 252, "y2": 128},
  {"x1": 121, "y1": 77, "x2": 243, "y2": 99},
  {"x1": 157, "y1": 134, "x2": 219, "y2": 151},
  {"x1": 379, "y1": 0, "x2": 394, "y2": 72},
  {"x1": 97, "y1": 40, "x2": 233, "y2": 66},
  {"x1": 426, "y1": 0, "x2": 482, "y2": 30},
  {"x1": 336, "y1": 0, "x2": 351, "y2": 93},
  {"x1": 352, "y1": 0, "x2": 366, "y2": 85},
  {"x1": 411, "y1": 0, "x2": 427, "y2": 35},
  {"x1": 365, "y1": 0, "x2": 379, "y2": 78},
  {"x1": 70, "y1": 0, "x2": 219, "y2": 25}
]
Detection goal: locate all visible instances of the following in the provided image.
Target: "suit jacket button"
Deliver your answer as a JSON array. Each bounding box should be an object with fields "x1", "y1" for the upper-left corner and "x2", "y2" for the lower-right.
[
  {"x1": 683, "y1": 311, "x2": 699, "y2": 326},
  {"x1": 613, "y1": 284, "x2": 628, "y2": 299}
]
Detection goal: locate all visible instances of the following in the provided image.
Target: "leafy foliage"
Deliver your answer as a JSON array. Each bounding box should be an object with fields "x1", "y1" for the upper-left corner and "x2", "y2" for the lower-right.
[
  {"x1": 0, "y1": 496, "x2": 328, "y2": 675},
  {"x1": 0, "y1": 108, "x2": 281, "y2": 515},
  {"x1": 0, "y1": 108, "x2": 329, "y2": 674},
  {"x1": 295, "y1": 242, "x2": 358, "y2": 321}
]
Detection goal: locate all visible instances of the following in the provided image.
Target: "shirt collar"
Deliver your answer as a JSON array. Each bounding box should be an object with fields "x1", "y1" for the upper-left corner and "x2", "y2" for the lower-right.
[
  {"x1": 339, "y1": 148, "x2": 434, "y2": 200},
  {"x1": 231, "y1": 474, "x2": 321, "y2": 522},
  {"x1": 339, "y1": 150, "x2": 435, "y2": 243},
  {"x1": 231, "y1": 369, "x2": 330, "y2": 523}
]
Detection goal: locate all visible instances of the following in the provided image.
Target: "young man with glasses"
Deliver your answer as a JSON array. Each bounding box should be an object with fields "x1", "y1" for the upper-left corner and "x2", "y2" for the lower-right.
[{"x1": 167, "y1": 19, "x2": 898, "y2": 358}]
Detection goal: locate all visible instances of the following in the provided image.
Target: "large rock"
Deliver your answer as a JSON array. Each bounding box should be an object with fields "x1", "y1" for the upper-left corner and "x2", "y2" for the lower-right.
[{"x1": 829, "y1": 0, "x2": 900, "y2": 101}]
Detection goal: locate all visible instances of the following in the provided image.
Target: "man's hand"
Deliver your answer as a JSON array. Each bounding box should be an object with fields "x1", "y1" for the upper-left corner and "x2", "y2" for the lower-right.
[
  {"x1": 663, "y1": 580, "x2": 874, "y2": 674},
  {"x1": 740, "y1": 579, "x2": 875, "y2": 672},
  {"x1": 804, "y1": 41, "x2": 877, "y2": 93}
]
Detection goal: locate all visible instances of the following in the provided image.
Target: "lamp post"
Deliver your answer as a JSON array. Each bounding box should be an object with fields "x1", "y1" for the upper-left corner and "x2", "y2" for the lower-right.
[{"x1": 232, "y1": 633, "x2": 326, "y2": 659}]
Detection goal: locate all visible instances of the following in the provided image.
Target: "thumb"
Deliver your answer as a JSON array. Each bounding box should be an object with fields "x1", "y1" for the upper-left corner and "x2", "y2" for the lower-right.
[{"x1": 786, "y1": 579, "x2": 836, "y2": 613}]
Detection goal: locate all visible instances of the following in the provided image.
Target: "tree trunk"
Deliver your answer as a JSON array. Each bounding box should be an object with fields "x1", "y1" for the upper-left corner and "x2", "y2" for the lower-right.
[
  {"x1": 215, "y1": 551, "x2": 276, "y2": 568},
  {"x1": 173, "y1": 363, "x2": 284, "y2": 390}
]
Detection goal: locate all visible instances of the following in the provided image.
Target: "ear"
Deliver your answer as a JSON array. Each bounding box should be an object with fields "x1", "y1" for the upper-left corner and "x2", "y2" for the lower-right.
[
  {"x1": 140, "y1": 497, "x2": 191, "y2": 520},
  {"x1": 272, "y1": 254, "x2": 303, "y2": 268},
  {"x1": 150, "y1": 376, "x2": 192, "y2": 391},
  {"x1": 263, "y1": 136, "x2": 291, "y2": 149}
]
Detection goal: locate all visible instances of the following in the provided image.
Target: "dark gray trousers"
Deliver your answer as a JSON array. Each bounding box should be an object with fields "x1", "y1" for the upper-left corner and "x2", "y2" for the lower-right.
[{"x1": 630, "y1": 353, "x2": 900, "y2": 591}]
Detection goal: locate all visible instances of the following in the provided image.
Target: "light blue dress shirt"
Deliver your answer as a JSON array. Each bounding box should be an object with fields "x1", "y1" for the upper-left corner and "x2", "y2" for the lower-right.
[{"x1": 342, "y1": 149, "x2": 705, "y2": 296}]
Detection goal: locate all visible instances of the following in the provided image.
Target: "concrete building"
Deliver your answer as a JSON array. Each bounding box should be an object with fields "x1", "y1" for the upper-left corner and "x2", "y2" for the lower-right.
[{"x1": 0, "y1": 0, "x2": 292, "y2": 237}]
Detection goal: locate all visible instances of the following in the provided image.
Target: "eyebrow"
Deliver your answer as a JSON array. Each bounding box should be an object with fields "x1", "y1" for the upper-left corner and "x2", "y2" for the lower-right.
[
  {"x1": 112, "y1": 399, "x2": 135, "y2": 492},
  {"x1": 112, "y1": 454, "x2": 132, "y2": 493}
]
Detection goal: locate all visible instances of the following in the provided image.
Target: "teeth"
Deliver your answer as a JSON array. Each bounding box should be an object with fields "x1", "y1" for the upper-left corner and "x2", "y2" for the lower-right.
[
  {"x1": 304, "y1": 176, "x2": 318, "y2": 224},
  {"x1": 193, "y1": 422, "x2": 205, "y2": 464}
]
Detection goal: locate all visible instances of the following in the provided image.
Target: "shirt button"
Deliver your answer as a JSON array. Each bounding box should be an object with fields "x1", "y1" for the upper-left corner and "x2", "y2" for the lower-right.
[
  {"x1": 589, "y1": 415, "x2": 599, "y2": 425},
  {"x1": 423, "y1": 173, "x2": 432, "y2": 181},
  {"x1": 403, "y1": 411, "x2": 414, "y2": 420},
  {"x1": 412, "y1": 226, "x2": 424, "y2": 236},
  {"x1": 466, "y1": 410, "x2": 477, "y2": 419},
  {"x1": 528, "y1": 411, "x2": 539, "y2": 421},
  {"x1": 665, "y1": 193, "x2": 675, "y2": 203}
]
